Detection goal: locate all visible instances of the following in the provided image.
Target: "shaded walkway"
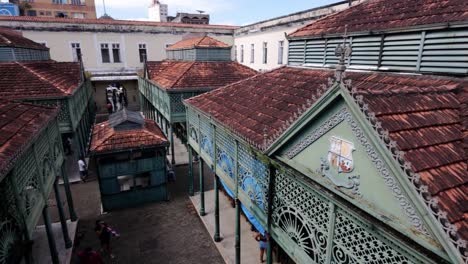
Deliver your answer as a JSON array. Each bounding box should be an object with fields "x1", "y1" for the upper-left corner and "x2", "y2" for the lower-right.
[{"x1": 70, "y1": 163, "x2": 224, "y2": 264}]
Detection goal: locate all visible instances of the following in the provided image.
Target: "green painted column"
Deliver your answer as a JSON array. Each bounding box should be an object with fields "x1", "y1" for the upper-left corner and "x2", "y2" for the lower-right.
[
  {"x1": 53, "y1": 177, "x2": 72, "y2": 248},
  {"x1": 43, "y1": 205, "x2": 59, "y2": 264},
  {"x1": 188, "y1": 146, "x2": 194, "y2": 196},
  {"x1": 170, "y1": 124, "x2": 175, "y2": 165},
  {"x1": 214, "y1": 175, "x2": 221, "y2": 242},
  {"x1": 235, "y1": 198, "x2": 241, "y2": 264},
  {"x1": 61, "y1": 163, "x2": 78, "y2": 221},
  {"x1": 266, "y1": 166, "x2": 276, "y2": 264},
  {"x1": 199, "y1": 159, "x2": 205, "y2": 216}
]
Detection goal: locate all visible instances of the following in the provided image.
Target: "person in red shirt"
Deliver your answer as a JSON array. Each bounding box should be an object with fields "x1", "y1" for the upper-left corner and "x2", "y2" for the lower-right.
[{"x1": 77, "y1": 247, "x2": 104, "y2": 264}]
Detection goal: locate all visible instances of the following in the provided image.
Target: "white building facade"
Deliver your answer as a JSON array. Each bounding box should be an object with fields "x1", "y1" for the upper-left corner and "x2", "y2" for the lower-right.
[
  {"x1": 148, "y1": 0, "x2": 168, "y2": 22},
  {"x1": 234, "y1": 0, "x2": 364, "y2": 71}
]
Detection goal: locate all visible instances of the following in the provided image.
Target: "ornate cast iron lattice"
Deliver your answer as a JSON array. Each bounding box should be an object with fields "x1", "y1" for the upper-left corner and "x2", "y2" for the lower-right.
[
  {"x1": 273, "y1": 171, "x2": 428, "y2": 263},
  {"x1": 238, "y1": 144, "x2": 269, "y2": 212},
  {"x1": 0, "y1": 219, "x2": 22, "y2": 264},
  {"x1": 274, "y1": 172, "x2": 329, "y2": 263},
  {"x1": 216, "y1": 130, "x2": 236, "y2": 179}
]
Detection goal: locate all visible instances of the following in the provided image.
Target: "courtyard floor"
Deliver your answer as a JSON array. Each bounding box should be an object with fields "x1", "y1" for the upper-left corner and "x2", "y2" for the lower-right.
[{"x1": 66, "y1": 163, "x2": 224, "y2": 264}]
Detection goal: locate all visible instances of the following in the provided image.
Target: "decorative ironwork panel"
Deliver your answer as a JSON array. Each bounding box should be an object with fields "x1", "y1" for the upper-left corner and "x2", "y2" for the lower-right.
[
  {"x1": 237, "y1": 144, "x2": 269, "y2": 212},
  {"x1": 217, "y1": 149, "x2": 234, "y2": 179},
  {"x1": 215, "y1": 129, "x2": 236, "y2": 179},
  {"x1": 199, "y1": 117, "x2": 214, "y2": 159},
  {"x1": 273, "y1": 172, "x2": 330, "y2": 263},
  {"x1": 331, "y1": 209, "x2": 423, "y2": 264},
  {"x1": 0, "y1": 218, "x2": 23, "y2": 264},
  {"x1": 169, "y1": 94, "x2": 187, "y2": 113},
  {"x1": 57, "y1": 100, "x2": 70, "y2": 123}
]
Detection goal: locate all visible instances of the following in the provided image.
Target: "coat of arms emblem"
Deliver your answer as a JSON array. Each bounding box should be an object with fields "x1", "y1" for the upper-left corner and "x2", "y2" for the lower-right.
[
  {"x1": 319, "y1": 136, "x2": 360, "y2": 195},
  {"x1": 328, "y1": 137, "x2": 354, "y2": 173}
]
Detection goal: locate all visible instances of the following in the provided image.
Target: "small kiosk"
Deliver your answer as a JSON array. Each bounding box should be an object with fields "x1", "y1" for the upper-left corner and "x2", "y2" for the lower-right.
[{"x1": 90, "y1": 109, "x2": 169, "y2": 211}]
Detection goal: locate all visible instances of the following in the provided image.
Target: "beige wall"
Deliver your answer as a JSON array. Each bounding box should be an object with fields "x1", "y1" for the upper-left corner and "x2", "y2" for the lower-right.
[{"x1": 22, "y1": 31, "x2": 234, "y2": 72}]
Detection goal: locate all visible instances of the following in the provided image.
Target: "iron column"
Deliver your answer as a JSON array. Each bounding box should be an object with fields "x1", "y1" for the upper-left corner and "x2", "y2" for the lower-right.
[
  {"x1": 214, "y1": 175, "x2": 221, "y2": 242},
  {"x1": 188, "y1": 146, "x2": 194, "y2": 196},
  {"x1": 53, "y1": 177, "x2": 72, "y2": 248},
  {"x1": 43, "y1": 205, "x2": 59, "y2": 264},
  {"x1": 235, "y1": 198, "x2": 241, "y2": 264},
  {"x1": 61, "y1": 163, "x2": 78, "y2": 221},
  {"x1": 199, "y1": 158, "x2": 205, "y2": 216}
]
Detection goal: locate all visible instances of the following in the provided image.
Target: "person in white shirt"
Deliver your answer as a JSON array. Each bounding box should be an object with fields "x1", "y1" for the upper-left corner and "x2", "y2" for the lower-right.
[{"x1": 78, "y1": 156, "x2": 88, "y2": 182}]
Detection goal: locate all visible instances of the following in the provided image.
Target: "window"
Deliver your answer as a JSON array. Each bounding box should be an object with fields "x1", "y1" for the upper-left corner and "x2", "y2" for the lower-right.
[
  {"x1": 234, "y1": 45, "x2": 237, "y2": 61},
  {"x1": 45, "y1": 11, "x2": 52, "y2": 16},
  {"x1": 138, "y1": 43, "x2": 147, "y2": 63},
  {"x1": 240, "y1": 45, "x2": 244, "y2": 63},
  {"x1": 27, "y1": 10, "x2": 37, "y2": 16},
  {"x1": 55, "y1": 11, "x2": 68, "y2": 17},
  {"x1": 112, "y1": 44, "x2": 121, "y2": 63},
  {"x1": 250, "y1": 44, "x2": 255, "y2": 63},
  {"x1": 39, "y1": 11, "x2": 45, "y2": 16},
  {"x1": 262, "y1": 42, "x2": 268, "y2": 64},
  {"x1": 278, "y1": 40, "x2": 284, "y2": 65},
  {"x1": 117, "y1": 173, "x2": 150, "y2": 192},
  {"x1": 72, "y1": 12, "x2": 86, "y2": 18},
  {"x1": 71, "y1": 43, "x2": 81, "y2": 62},
  {"x1": 100, "y1": 43, "x2": 110, "y2": 63}
]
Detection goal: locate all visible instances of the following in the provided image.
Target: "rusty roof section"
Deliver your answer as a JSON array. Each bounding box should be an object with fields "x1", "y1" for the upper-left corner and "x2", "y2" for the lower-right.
[
  {"x1": 289, "y1": 0, "x2": 468, "y2": 38},
  {"x1": 0, "y1": 27, "x2": 48, "y2": 50},
  {"x1": 0, "y1": 61, "x2": 82, "y2": 99},
  {"x1": 185, "y1": 66, "x2": 468, "y2": 244},
  {"x1": 146, "y1": 60, "x2": 257, "y2": 90},
  {"x1": 166, "y1": 36, "x2": 231, "y2": 50},
  {"x1": 0, "y1": 100, "x2": 58, "y2": 179},
  {"x1": 0, "y1": 16, "x2": 238, "y2": 30},
  {"x1": 90, "y1": 119, "x2": 169, "y2": 155}
]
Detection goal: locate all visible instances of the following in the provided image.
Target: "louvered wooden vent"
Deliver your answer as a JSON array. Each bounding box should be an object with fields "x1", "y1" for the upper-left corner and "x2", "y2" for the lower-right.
[{"x1": 288, "y1": 28, "x2": 468, "y2": 75}]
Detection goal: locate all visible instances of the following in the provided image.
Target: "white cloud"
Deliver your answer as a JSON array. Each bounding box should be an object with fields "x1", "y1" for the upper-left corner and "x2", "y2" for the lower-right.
[{"x1": 96, "y1": 0, "x2": 234, "y2": 14}]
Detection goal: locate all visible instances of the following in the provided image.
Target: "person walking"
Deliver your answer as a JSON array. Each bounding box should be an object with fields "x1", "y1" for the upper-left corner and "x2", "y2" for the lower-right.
[
  {"x1": 78, "y1": 156, "x2": 88, "y2": 182},
  {"x1": 255, "y1": 232, "x2": 268, "y2": 263},
  {"x1": 95, "y1": 220, "x2": 117, "y2": 259},
  {"x1": 77, "y1": 247, "x2": 104, "y2": 264}
]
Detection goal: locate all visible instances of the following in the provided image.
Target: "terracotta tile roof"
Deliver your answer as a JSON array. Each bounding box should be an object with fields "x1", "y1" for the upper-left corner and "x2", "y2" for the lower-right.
[
  {"x1": 0, "y1": 27, "x2": 48, "y2": 50},
  {"x1": 0, "y1": 16, "x2": 238, "y2": 30},
  {"x1": 0, "y1": 61, "x2": 81, "y2": 99},
  {"x1": 0, "y1": 100, "x2": 58, "y2": 179},
  {"x1": 167, "y1": 36, "x2": 231, "y2": 50},
  {"x1": 185, "y1": 66, "x2": 468, "y2": 242},
  {"x1": 90, "y1": 119, "x2": 169, "y2": 154},
  {"x1": 147, "y1": 60, "x2": 257, "y2": 90},
  {"x1": 289, "y1": 0, "x2": 468, "y2": 38}
]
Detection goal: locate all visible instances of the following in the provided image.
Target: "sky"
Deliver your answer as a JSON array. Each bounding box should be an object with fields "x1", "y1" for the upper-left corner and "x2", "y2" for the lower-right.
[{"x1": 94, "y1": 0, "x2": 345, "y2": 25}]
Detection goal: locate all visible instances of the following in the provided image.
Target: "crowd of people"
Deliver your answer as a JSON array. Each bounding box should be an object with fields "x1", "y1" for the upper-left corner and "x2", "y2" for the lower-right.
[{"x1": 106, "y1": 83, "x2": 128, "y2": 114}]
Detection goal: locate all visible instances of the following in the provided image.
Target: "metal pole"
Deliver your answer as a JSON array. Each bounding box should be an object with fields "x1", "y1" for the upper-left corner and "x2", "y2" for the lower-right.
[
  {"x1": 61, "y1": 163, "x2": 78, "y2": 221},
  {"x1": 214, "y1": 175, "x2": 221, "y2": 242},
  {"x1": 170, "y1": 124, "x2": 175, "y2": 165},
  {"x1": 235, "y1": 198, "x2": 241, "y2": 264},
  {"x1": 188, "y1": 146, "x2": 194, "y2": 196},
  {"x1": 266, "y1": 165, "x2": 276, "y2": 264},
  {"x1": 43, "y1": 205, "x2": 59, "y2": 264},
  {"x1": 199, "y1": 159, "x2": 205, "y2": 216},
  {"x1": 53, "y1": 177, "x2": 72, "y2": 248}
]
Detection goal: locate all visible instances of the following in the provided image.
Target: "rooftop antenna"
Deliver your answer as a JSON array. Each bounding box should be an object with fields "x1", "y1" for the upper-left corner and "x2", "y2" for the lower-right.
[
  {"x1": 334, "y1": 25, "x2": 352, "y2": 82},
  {"x1": 196, "y1": 10, "x2": 205, "y2": 14},
  {"x1": 102, "y1": 0, "x2": 107, "y2": 15}
]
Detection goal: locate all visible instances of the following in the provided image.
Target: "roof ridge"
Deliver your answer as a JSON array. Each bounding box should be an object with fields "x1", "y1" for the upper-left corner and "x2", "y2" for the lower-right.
[
  {"x1": 16, "y1": 62, "x2": 71, "y2": 95},
  {"x1": 171, "y1": 61, "x2": 196, "y2": 88}
]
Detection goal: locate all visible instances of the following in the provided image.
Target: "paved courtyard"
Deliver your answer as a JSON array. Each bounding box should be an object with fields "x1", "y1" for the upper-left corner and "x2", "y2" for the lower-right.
[{"x1": 66, "y1": 162, "x2": 224, "y2": 264}]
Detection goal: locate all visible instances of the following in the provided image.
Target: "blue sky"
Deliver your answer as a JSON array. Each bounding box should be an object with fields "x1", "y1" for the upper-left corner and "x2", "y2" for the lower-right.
[{"x1": 95, "y1": 0, "x2": 344, "y2": 25}]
